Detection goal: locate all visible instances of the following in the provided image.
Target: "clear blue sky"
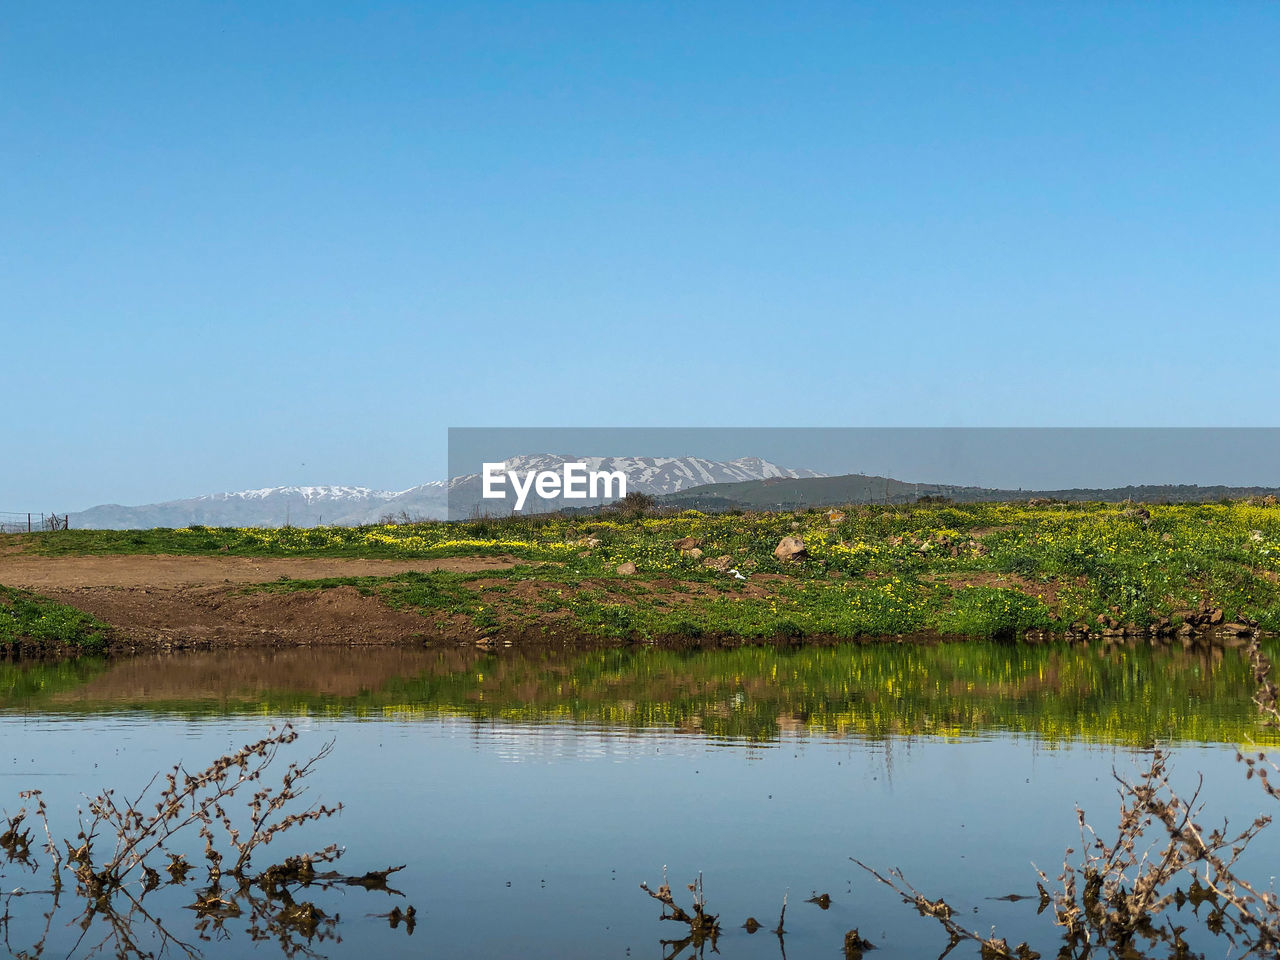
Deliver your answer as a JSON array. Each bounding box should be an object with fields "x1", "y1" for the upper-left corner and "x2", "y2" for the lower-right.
[{"x1": 4, "y1": 2, "x2": 1277, "y2": 510}]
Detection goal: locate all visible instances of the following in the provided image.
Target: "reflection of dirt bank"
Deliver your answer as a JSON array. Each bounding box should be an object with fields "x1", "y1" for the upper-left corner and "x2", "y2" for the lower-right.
[{"x1": 49, "y1": 646, "x2": 482, "y2": 704}]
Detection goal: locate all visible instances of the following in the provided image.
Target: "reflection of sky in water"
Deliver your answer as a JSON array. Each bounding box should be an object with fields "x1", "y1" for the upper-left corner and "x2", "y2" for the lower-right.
[{"x1": 5, "y1": 711, "x2": 1278, "y2": 960}]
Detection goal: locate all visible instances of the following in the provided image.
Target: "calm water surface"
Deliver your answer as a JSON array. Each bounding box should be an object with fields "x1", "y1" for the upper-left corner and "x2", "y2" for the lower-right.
[{"x1": 3, "y1": 641, "x2": 1278, "y2": 959}]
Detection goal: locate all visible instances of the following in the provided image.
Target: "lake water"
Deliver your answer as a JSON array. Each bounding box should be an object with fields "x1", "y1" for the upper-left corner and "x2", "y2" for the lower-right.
[{"x1": 3, "y1": 640, "x2": 1278, "y2": 959}]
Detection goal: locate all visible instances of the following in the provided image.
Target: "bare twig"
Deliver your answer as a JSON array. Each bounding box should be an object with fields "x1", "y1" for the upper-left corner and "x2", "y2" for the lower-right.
[{"x1": 640, "y1": 867, "x2": 720, "y2": 953}]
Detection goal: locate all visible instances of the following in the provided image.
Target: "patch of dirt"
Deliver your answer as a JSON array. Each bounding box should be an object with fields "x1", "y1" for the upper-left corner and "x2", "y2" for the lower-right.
[
  {"x1": 927, "y1": 570, "x2": 1069, "y2": 611},
  {"x1": 44, "y1": 584, "x2": 439, "y2": 649},
  {"x1": 0, "y1": 553, "x2": 517, "y2": 590},
  {"x1": 0, "y1": 554, "x2": 523, "y2": 651}
]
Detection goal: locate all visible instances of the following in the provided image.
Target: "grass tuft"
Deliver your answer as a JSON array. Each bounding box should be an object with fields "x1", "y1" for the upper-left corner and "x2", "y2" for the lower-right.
[{"x1": 0, "y1": 586, "x2": 111, "y2": 652}]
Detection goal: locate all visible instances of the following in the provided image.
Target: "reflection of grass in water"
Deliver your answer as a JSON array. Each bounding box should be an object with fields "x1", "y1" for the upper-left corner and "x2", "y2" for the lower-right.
[
  {"x1": 5, "y1": 641, "x2": 1279, "y2": 747},
  {"x1": 0, "y1": 655, "x2": 110, "y2": 700}
]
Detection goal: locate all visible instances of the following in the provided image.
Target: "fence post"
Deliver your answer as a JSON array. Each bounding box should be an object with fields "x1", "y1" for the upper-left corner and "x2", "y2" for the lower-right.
[{"x1": 27, "y1": 513, "x2": 31, "y2": 533}]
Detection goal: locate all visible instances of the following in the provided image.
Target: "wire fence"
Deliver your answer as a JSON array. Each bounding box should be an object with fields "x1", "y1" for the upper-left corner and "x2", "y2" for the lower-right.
[{"x1": 0, "y1": 511, "x2": 70, "y2": 533}]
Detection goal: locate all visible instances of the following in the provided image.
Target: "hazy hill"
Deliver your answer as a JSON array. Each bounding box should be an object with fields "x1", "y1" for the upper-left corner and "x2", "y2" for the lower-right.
[
  {"x1": 67, "y1": 486, "x2": 432, "y2": 531},
  {"x1": 658, "y1": 475, "x2": 1280, "y2": 511}
]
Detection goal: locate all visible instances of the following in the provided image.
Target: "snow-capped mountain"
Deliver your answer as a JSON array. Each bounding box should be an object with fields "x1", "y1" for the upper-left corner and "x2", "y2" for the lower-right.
[
  {"x1": 208, "y1": 485, "x2": 390, "y2": 502},
  {"x1": 65, "y1": 456, "x2": 822, "y2": 529},
  {"x1": 452, "y1": 454, "x2": 822, "y2": 496},
  {"x1": 441, "y1": 454, "x2": 825, "y2": 519}
]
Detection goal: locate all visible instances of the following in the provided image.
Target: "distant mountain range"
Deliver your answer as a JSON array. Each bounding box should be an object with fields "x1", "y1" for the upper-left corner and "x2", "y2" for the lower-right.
[
  {"x1": 65, "y1": 455, "x2": 825, "y2": 529},
  {"x1": 62, "y1": 455, "x2": 1280, "y2": 530}
]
